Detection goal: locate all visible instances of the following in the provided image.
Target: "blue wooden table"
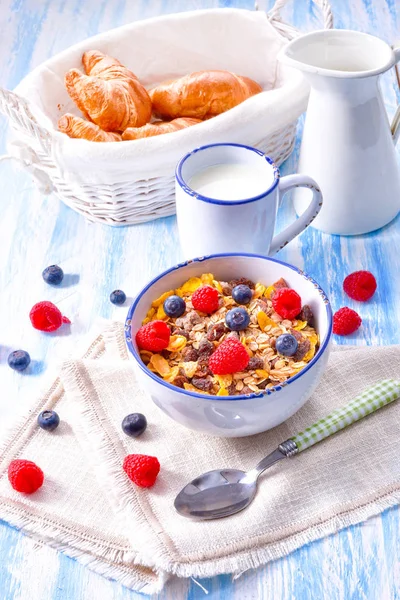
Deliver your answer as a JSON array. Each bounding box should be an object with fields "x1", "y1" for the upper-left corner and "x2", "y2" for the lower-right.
[{"x1": 0, "y1": 0, "x2": 399, "y2": 598}]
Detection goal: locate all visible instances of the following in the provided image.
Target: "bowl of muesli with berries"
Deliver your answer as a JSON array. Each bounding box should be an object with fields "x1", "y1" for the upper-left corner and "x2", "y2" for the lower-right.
[{"x1": 125, "y1": 253, "x2": 332, "y2": 437}]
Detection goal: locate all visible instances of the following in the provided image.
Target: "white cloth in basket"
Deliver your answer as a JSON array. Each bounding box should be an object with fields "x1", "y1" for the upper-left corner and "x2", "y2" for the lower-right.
[{"x1": 14, "y1": 9, "x2": 308, "y2": 187}]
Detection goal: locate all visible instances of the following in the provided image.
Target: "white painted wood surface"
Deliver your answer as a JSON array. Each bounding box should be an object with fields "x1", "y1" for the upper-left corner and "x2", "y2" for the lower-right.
[{"x1": 0, "y1": 0, "x2": 399, "y2": 598}]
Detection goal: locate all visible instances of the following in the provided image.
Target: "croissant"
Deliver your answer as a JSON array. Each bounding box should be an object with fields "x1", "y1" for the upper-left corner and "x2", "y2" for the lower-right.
[
  {"x1": 149, "y1": 70, "x2": 262, "y2": 120},
  {"x1": 64, "y1": 50, "x2": 152, "y2": 131},
  {"x1": 58, "y1": 113, "x2": 122, "y2": 142},
  {"x1": 122, "y1": 117, "x2": 202, "y2": 140}
]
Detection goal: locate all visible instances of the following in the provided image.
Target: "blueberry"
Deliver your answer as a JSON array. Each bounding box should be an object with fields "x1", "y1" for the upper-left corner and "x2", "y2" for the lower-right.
[
  {"x1": 110, "y1": 290, "x2": 127, "y2": 305},
  {"x1": 8, "y1": 350, "x2": 31, "y2": 371},
  {"x1": 37, "y1": 410, "x2": 60, "y2": 431},
  {"x1": 163, "y1": 295, "x2": 186, "y2": 318},
  {"x1": 276, "y1": 334, "x2": 298, "y2": 357},
  {"x1": 42, "y1": 265, "x2": 64, "y2": 285},
  {"x1": 232, "y1": 285, "x2": 253, "y2": 305},
  {"x1": 122, "y1": 413, "x2": 147, "y2": 438},
  {"x1": 225, "y1": 307, "x2": 250, "y2": 331}
]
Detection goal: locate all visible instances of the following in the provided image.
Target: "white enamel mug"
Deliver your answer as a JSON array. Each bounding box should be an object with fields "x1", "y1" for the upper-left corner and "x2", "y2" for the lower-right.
[{"x1": 175, "y1": 143, "x2": 323, "y2": 259}]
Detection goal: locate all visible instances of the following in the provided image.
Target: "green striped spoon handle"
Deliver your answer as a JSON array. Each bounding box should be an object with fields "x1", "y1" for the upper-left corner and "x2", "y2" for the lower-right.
[{"x1": 278, "y1": 379, "x2": 400, "y2": 456}]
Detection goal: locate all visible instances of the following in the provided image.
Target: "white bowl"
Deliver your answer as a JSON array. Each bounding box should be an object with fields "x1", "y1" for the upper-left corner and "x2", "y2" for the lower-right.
[{"x1": 125, "y1": 254, "x2": 332, "y2": 438}]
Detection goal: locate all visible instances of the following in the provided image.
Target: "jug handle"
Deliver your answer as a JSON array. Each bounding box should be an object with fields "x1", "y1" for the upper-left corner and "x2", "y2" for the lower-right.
[{"x1": 391, "y1": 45, "x2": 400, "y2": 145}]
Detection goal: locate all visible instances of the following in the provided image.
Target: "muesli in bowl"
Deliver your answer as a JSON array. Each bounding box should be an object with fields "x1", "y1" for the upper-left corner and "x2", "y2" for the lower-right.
[{"x1": 135, "y1": 273, "x2": 319, "y2": 397}]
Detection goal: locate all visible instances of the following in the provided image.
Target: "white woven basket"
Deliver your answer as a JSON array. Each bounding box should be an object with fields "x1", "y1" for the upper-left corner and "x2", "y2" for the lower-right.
[{"x1": 0, "y1": 0, "x2": 333, "y2": 226}]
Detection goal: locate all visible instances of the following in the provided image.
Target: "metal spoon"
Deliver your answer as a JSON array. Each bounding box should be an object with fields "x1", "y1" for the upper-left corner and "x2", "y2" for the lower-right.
[{"x1": 175, "y1": 379, "x2": 399, "y2": 520}]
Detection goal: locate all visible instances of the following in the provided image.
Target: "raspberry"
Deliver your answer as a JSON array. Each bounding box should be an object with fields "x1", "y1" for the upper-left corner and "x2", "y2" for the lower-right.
[
  {"x1": 123, "y1": 454, "x2": 160, "y2": 488},
  {"x1": 333, "y1": 307, "x2": 362, "y2": 335},
  {"x1": 29, "y1": 301, "x2": 70, "y2": 332},
  {"x1": 209, "y1": 337, "x2": 249, "y2": 375},
  {"x1": 8, "y1": 459, "x2": 44, "y2": 494},
  {"x1": 136, "y1": 320, "x2": 170, "y2": 352},
  {"x1": 192, "y1": 285, "x2": 219, "y2": 314},
  {"x1": 343, "y1": 271, "x2": 377, "y2": 301},
  {"x1": 272, "y1": 288, "x2": 302, "y2": 320}
]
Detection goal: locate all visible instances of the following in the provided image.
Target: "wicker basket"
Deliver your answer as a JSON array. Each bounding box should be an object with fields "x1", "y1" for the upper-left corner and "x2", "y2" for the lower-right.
[{"x1": 0, "y1": 0, "x2": 333, "y2": 226}]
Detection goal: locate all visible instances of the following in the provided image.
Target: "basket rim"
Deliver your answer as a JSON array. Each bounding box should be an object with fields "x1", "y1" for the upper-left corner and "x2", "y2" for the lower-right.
[{"x1": 15, "y1": 7, "x2": 295, "y2": 98}]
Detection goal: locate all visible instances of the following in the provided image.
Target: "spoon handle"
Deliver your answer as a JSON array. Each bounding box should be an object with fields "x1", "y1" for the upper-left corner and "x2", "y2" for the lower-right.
[{"x1": 289, "y1": 379, "x2": 400, "y2": 453}]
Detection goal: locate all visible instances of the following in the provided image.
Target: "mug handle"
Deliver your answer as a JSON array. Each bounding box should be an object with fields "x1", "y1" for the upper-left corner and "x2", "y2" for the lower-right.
[{"x1": 269, "y1": 174, "x2": 323, "y2": 255}]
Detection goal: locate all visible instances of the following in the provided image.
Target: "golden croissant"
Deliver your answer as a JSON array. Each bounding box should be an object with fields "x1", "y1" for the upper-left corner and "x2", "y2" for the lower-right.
[
  {"x1": 58, "y1": 113, "x2": 122, "y2": 142},
  {"x1": 149, "y1": 70, "x2": 262, "y2": 120},
  {"x1": 64, "y1": 50, "x2": 152, "y2": 131},
  {"x1": 122, "y1": 117, "x2": 202, "y2": 140}
]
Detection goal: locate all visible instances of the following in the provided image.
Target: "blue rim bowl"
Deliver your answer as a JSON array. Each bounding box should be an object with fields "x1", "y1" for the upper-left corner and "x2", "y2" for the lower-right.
[{"x1": 125, "y1": 253, "x2": 333, "y2": 402}]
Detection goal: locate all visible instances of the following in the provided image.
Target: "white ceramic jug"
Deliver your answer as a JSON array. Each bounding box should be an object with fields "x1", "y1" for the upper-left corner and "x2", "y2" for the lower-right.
[{"x1": 279, "y1": 30, "x2": 400, "y2": 235}]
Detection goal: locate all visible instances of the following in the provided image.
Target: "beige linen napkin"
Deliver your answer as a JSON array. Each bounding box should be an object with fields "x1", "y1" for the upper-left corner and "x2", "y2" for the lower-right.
[
  {"x1": 1, "y1": 321, "x2": 400, "y2": 593},
  {"x1": 63, "y1": 323, "x2": 400, "y2": 578},
  {"x1": 0, "y1": 329, "x2": 165, "y2": 595}
]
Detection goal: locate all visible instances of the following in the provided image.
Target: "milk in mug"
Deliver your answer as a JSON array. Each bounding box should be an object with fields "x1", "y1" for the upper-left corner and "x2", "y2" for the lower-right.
[{"x1": 188, "y1": 163, "x2": 274, "y2": 201}]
